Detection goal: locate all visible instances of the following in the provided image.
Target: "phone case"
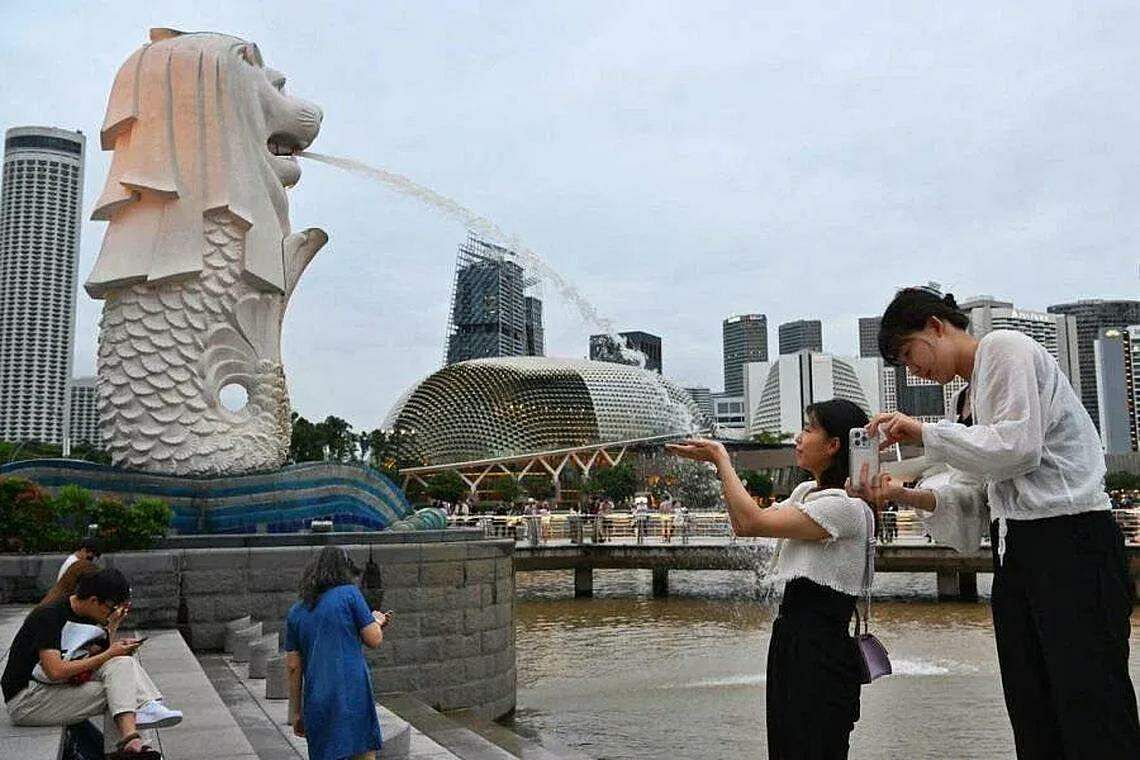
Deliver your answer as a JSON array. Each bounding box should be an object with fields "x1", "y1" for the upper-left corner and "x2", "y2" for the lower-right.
[{"x1": 849, "y1": 428, "x2": 881, "y2": 489}]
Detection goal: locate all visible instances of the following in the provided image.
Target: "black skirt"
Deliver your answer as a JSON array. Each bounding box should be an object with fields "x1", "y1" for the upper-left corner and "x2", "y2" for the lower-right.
[{"x1": 767, "y1": 577, "x2": 863, "y2": 760}]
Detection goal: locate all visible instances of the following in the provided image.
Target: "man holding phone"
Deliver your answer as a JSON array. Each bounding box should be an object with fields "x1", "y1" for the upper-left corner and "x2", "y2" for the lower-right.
[{"x1": 2, "y1": 568, "x2": 183, "y2": 759}]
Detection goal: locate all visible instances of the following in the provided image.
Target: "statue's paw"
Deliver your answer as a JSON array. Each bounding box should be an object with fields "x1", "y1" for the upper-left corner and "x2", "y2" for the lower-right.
[{"x1": 284, "y1": 227, "x2": 329, "y2": 296}]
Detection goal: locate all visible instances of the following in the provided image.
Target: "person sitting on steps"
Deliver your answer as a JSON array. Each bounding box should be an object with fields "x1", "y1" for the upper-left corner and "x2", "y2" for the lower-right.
[{"x1": 2, "y1": 568, "x2": 184, "y2": 759}]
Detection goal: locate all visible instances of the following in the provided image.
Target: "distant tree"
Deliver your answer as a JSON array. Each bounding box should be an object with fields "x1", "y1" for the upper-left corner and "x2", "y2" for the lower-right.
[
  {"x1": 496, "y1": 476, "x2": 523, "y2": 504},
  {"x1": 289, "y1": 413, "x2": 325, "y2": 462},
  {"x1": 751, "y1": 431, "x2": 794, "y2": 446},
  {"x1": 586, "y1": 462, "x2": 638, "y2": 505},
  {"x1": 521, "y1": 475, "x2": 556, "y2": 500},
  {"x1": 426, "y1": 470, "x2": 468, "y2": 505},
  {"x1": 318, "y1": 416, "x2": 354, "y2": 462},
  {"x1": 737, "y1": 469, "x2": 774, "y2": 498},
  {"x1": 1106, "y1": 471, "x2": 1140, "y2": 491}
]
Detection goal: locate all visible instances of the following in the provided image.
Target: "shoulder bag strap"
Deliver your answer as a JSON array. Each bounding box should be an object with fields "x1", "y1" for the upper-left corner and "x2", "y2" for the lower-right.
[{"x1": 860, "y1": 503, "x2": 875, "y2": 634}]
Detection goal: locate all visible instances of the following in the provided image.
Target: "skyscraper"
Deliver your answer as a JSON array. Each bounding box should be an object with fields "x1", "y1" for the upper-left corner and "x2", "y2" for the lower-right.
[
  {"x1": 524, "y1": 296, "x2": 544, "y2": 357},
  {"x1": 858, "y1": 317, "x2": 881, "y2": 358},
  {"x1": 778, "y1": 319, "x2": 823, "y2": 355},
  {"x1": 1093, "y1": 329, "x2": 1131, "y2": 454},
  {"x1": 0, "y1": 127, "x2": 85, "y2": 445},
  {"x1": 1048, "y1": 299, "x2": 1140, "y2": 431},
  {"x1": 722, "y1": 314, "x2": 767, "y2": 396},
  {"x1": 962, "y1": 297, "x2": 1080, "y2": 392},
  {"x1": 1126, "y1": 326, "x2": 1140, "y2": 452},
  {"x1": 67, "y1": 376, "x2": 101, "y2": 449},
  {"x1": 589, "y1": 331, "x2": 662, "y2": 373},
  {"x1": 445, "y1": 234, "x2": 543, "y2": 365},
  {"x1": 683, "y1": 386, "x2": 715, "y2": 429}
]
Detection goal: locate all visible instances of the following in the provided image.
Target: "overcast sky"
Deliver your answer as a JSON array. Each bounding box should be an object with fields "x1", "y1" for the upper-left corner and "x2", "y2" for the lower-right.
[{"x1": 3, "y1": 1, "x2": 1138, "y2": 430}]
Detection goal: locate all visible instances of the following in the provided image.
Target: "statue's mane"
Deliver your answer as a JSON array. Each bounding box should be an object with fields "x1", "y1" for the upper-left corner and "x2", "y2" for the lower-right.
[{"x1": 86, "y1": 29, "x2": 289, "y2": 297}]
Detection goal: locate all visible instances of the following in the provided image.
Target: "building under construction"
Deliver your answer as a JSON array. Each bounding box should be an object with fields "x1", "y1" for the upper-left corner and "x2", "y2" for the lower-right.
[{"x1": 445, "y1": 234, "x2": 544, "y2": 365}]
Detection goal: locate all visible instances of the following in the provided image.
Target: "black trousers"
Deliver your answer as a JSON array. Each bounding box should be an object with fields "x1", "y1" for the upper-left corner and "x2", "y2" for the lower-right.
[
  {"x1": 767, "y1": 578, "x2": 862, "y2": 760},
  {"x1": 990, "y1": 511, "x2": 1140, "y2": 759}
]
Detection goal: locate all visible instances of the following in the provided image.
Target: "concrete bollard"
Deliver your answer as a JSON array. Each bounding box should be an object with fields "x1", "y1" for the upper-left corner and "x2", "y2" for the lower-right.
[
  {"x1": 248, "y1": 634, "x2": 279, "y2": 679},
  {"x1": 231, "y1": 623, "x2": 263, "y2": 662},
  {"x1": 265, "y1": 654, "x2": 289, "y2": 700},
  {"x1": 223, "y1": 616, "x2": 253, "y2": 654}
]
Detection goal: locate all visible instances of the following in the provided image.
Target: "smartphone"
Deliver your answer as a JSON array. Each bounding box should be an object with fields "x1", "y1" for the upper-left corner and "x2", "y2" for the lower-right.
[
  {"x1": 380, "y1": 610, "x2": 394, "y2": 628},
  {"x1": 849, "y1": 428, "x2": 881, "y2": 489}
]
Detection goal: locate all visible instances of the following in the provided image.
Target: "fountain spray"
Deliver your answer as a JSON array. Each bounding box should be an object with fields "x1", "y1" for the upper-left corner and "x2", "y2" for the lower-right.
[{"x1": 299, "y1": 152, "x2": 648, "y2": 368}]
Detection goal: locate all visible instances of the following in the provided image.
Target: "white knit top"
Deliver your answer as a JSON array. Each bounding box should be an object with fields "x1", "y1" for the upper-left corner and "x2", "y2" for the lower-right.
[{"x1": 769, "y1": 481, "x2": 872, "y2": 597}]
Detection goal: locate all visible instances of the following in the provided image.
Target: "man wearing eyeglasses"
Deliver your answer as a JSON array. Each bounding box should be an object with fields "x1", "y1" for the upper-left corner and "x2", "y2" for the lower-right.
[{"x1": 2, "y1": 568, "x2": 184, "y2": 758}]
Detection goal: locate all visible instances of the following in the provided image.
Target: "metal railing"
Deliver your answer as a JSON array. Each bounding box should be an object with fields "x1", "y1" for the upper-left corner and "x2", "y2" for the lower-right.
[{"x1": 448, "y1": 508, "x2": 1140, "y2": 548}]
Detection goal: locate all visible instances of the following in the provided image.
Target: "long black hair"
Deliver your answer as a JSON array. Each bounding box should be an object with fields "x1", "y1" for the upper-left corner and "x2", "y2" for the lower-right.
[
  {"x1": 877, "y1": 287, "x2": 970, "y2": 366},
  {"x1": 803, "y1": 398, "x2": 870, "y2": 490},
  {"x1": 298, "y1": 546, "x2": 360, "y2": 609}
]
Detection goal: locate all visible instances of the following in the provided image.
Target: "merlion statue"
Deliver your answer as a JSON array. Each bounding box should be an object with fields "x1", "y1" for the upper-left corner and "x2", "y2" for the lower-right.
[{"x1": 85, "y1": 28, "x2": 326, "y2": 475}]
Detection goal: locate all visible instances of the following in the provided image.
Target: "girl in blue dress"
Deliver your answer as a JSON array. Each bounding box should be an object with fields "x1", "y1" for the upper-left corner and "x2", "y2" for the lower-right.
[{"x1": 285, "y1": 547, "x2": 390, "y2": 760}]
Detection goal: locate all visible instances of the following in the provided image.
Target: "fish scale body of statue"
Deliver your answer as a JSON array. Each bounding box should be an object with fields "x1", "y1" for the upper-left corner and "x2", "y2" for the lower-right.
[{"x1": 85, "y1": 28, "x2": 326, "y2": 475}]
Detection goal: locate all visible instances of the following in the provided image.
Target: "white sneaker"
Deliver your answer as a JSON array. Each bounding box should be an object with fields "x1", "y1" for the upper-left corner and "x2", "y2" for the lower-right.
[{"x1": 135, "y1": 699, "x2": 183, "y2": 729}]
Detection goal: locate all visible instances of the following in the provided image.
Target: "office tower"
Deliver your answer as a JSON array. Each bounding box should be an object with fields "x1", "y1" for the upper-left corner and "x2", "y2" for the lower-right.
[
  {"x1": 1093, "y1": 329, "x2": 1131, "y2": 453},
  {"x1": 858, "y1": 317, "x2": 881, "y2": 358},
  {"x1": 524, "y1": 296, "x2": 544, "y2": 357},
  {"x1": 778, "y1": 319, "x2": 823, "y2": 355},
  {"x1": 722, "y1": 314, "x2": 767, "y2": 396},
  {"x1": 711, "y1": 392, "x2": 747, "y2": 437},
  {"x1": 67, "y1": 376, "x2": 101, "y2": 449},
  {"x1": 1126, "y1": 326, "x2": 1140, "y2": 451},
  {"x1": 683, "y1": 386, "x2": 715, "y2": 429},
  {"x1": 589, "y1": 331, "x2": 662, "y2": 373},
  {"x1": 444, "y1": 234, "x2": 542, "y2": 365},
  {"x1": 743, "y1": 353, "x2": 882, "y2": 436},
  {"x1": 962, "y1": 296, "x2": 1080, "y2": 392},
  {"x1": 1048, "y1": 299, "x2": 1140, "y2": 431},
  {"x1": 0, "y1": 127, "x2": 85, "y2": 445}
]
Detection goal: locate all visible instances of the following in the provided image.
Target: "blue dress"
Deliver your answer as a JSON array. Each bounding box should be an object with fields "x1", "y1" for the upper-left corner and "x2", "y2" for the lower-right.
[{"x1": 285, "y1": 584, "x2": 383, "y2": 760}]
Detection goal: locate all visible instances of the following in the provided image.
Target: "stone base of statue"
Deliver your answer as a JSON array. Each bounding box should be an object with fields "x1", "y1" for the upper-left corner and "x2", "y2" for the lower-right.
[{"x1": 0, "y1": 459, "x2": 414, "y2": 533}]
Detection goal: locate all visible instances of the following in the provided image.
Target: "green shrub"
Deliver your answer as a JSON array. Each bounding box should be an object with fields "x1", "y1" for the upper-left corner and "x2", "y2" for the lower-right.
[
  {"x1": 0, "y1": 477, "x2": 76, "y2": 553},
  {"x1": 0, "y1": 477, "x2": 172, "y2": 554},
  {"x1": 89, "y1": 497, "x2": 173, "y2": 552}
]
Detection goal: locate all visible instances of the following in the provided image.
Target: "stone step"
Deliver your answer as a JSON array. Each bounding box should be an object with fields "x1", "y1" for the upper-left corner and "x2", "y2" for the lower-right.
[
  {"x1": 135, "y1": 629, "x2": 260, "y2": 759},
  {"x1": 449, "y1": 710, "x2": 592, "y2": 759},
  {"x1": 380, "y1": 695, "x2": 528, "y2": 760},
  {"x1": 0, "y1": 606, "x2": 66, "y2": 760},
  {"x1": 213, "y1": 654, "x2": 414, "y2": 758}
]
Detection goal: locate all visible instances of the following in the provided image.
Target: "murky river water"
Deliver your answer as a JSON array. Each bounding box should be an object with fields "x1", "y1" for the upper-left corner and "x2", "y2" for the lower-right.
[{"x1": 508, "y1": 569, "x2": 1140, "y2": 759}]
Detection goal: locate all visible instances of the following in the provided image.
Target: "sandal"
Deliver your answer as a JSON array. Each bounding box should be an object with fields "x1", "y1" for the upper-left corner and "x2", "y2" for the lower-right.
[{"x1": 105, "y1": 731, "x2": 162, "y2": 759}]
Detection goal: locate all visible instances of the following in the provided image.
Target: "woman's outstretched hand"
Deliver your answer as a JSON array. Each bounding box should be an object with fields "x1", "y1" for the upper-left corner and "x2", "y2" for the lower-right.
[
  {"x1": 866, "y1": 412, "x2": 923, "y2": 448},
  {"x1": 666, "y1": 438, "x2": 728, "y2": 466}
]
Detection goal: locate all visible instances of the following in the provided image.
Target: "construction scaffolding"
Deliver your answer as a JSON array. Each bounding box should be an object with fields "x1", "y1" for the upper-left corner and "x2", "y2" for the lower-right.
[{"x1": 443, "y1": 233, "x2": 543, "y2": 366}]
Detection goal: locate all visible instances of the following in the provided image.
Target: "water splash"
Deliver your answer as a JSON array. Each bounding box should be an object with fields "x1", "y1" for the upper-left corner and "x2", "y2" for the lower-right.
[{"x1": 299, "y1": 151, "x2": 648, "y2": 368}]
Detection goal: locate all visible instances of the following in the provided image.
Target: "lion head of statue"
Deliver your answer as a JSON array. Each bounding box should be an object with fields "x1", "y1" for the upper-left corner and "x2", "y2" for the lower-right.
[{"x1": 86, "y1": 28, "x2": 323, "y2": 297}]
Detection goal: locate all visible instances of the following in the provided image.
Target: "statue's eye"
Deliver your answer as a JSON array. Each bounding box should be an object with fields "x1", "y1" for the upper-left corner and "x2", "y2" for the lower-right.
[{"x1": 272, "y1": 76, "x2": 286, "y2": 92}]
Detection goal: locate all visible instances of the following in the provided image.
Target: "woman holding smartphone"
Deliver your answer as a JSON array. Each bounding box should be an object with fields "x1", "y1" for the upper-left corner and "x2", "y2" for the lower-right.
[
  {"x1": 285, "y1": 546, "x2": 391, "y2": 760},
  {"x1": 670, "y1": 398, "x2": 872, "y2": 759},
  {"x1": 866, "y1": 287, "x2": 1139, "y2": 758}
]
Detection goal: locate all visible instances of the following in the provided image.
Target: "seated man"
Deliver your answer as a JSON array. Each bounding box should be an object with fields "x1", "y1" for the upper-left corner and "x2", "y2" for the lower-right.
[
  {"x1": 58, "y1": 537, "x2": 101, "y2": 580},
  {"x1": 1, "y1": 568, "x2": 183, "y2": 759}
]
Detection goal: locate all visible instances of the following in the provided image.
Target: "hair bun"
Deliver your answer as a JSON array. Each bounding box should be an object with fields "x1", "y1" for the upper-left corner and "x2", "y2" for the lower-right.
[{"x1": 942, "y1": 293, "x2": 958, "y2": 309}]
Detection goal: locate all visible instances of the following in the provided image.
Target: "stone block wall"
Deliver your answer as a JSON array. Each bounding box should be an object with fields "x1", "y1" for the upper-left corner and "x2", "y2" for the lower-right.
[{"x1": 0, "y1": 537, "x2": 516, "y2": 719}]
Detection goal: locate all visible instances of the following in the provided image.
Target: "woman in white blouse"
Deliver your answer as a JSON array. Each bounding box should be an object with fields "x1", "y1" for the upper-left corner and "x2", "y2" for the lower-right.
[
  {"x1": 670, "y1": 398, "x2": 872, "y2": 760},
  {"x1": 863, "y1": 287, "x2": 1139, "y2": 759}
]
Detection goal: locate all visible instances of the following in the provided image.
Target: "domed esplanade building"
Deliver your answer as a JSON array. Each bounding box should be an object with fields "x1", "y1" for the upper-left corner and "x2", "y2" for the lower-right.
[{"x1": 385, "y1": 357, "x2": 700, "y2": 466}]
